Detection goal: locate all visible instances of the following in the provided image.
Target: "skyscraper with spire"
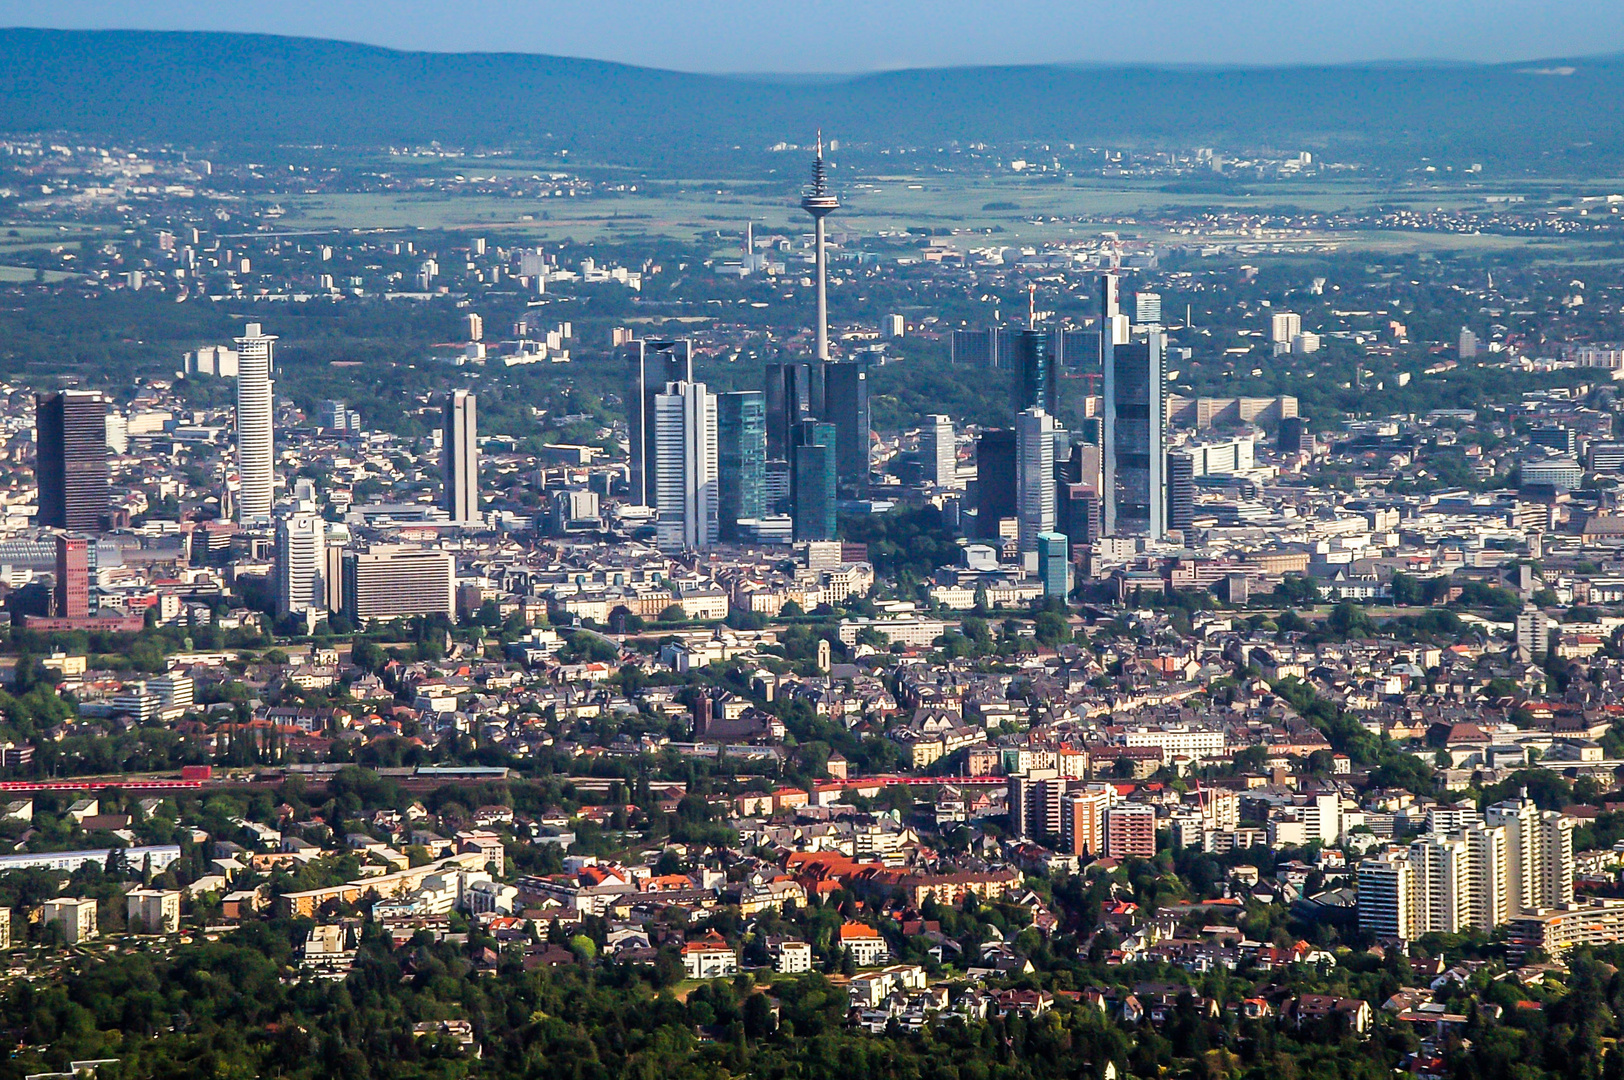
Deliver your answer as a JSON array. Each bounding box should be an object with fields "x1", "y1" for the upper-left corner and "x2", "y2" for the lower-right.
[{"x1": 801, "y1": 134, "x2": 839, "y2": 362}]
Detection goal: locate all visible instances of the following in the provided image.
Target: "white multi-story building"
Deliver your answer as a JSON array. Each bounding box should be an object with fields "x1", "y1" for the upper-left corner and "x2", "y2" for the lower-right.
[
  {"x1": 234, "y1": 323, "x2": 275, "y2": 521},
  {"x1": 43, "y1": 897, "x2": 98, "y2": 944},
  {"x1": 1408, "y1": 834, "x2": 1470, "y2": 934},
  {"x1": 276, "y1": 513, "x2": 327, "y2": 619},
  {"x1": 1486, "y1": 793, "x2": 1574, "y2": 916},
  {"x1": 653, "y1": 380, "x2": 718, "y2": 553},
  {"x1": 1119, "y1": 726, "x2": 1227, "y2": 764},
  {"x1": 126, "y1": 888, "x2": 182, "y2": 934},
  {"x1": 1516, "y1": 607, "x2": 1550, "y2": 657},
  {"x1": 443, "y1": 389, "x2": 479, "y2": 523},
  {"x1": 921, "y1": 414, "x2": 958, "y2": 488},
  {"x1": 1015, "y1": 407, "x2": 1057, "y2": 565}
]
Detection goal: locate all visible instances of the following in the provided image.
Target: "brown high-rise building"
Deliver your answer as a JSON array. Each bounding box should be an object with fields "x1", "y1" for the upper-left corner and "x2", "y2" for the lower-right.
[
  {"x1": 54, "y1": 534, "x2": 89, "y2": 619},
  {"x1": 36, "y1": 391, "x2": 109, "y2": 532}
]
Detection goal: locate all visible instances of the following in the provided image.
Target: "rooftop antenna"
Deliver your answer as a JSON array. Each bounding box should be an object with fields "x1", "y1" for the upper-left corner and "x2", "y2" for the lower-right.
[{"x1": 1028, "y1": 283, "x2": 1037, "y2": 330}]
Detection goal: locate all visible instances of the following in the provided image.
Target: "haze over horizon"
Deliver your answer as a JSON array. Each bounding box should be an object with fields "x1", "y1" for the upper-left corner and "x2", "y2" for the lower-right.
[{"x1": 5, "y1": 0, "x2": 1624, "y2": 74}]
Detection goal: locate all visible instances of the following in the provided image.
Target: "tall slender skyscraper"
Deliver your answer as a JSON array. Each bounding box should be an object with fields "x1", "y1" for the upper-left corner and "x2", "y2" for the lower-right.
[
  {"x1": 717, "y1": 391, "x2": 767, "y2": 540},
  {"x1": 653, "y1": 380, "x2": 718, "y2": 552},
  {"x1": 1102, "y1": 276, "x2": 1167, "y2": 538},
  {"x1": 801, "y1": 134, "x2": 840, "y2": 363},
  {"x1": 36, "y1": 391, "x2": 109, "y2": 532},
  {"x1": 1016, "y1": 408, "x2": 1058, "y2": 561},
  {"x1": 235, "y1": 323, "x2": 276, "y2": 522},
  {"x1": 626, "y1": 340, "x2": 693, "y2": 507},
  {"x1": 443, "y1": 389, "x2": 479, "y2": 523},
  {"x1": 821, "y1": 359, "x2": 870, "y2": 491},
  {"x1": 1011, "y1": 330, "x2": 1060, "y2": 418}
]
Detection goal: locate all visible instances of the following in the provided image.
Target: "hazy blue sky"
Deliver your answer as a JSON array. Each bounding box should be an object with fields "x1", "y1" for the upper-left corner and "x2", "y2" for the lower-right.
[{"x1": 4, "y1": 0, "x2": 1623, "y2": 72}]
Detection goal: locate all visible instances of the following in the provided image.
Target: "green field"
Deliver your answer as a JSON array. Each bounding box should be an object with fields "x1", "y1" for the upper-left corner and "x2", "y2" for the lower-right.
[{"x1": 266, "y1": 167, "x2": 1624, "y2": 256}]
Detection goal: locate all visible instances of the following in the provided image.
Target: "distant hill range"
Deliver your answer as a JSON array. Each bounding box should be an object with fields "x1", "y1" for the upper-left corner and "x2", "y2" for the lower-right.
[{"x1": 2, "y1": 28, "x2": 1622, "y2": 169}]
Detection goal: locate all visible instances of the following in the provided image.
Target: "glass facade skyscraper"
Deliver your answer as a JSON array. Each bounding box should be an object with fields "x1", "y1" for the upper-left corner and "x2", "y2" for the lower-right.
[{"x1": 717, "y1": 391, "x2": 767, "y2": 540}]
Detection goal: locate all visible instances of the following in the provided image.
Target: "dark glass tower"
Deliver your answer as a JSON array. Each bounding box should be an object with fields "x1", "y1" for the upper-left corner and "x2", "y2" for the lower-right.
[
  {"x1": 1011, "y1": 329, "x2": 1060, "y2": 418},
  {"x1": 36, "y1": 391, "x2": 109, "y2": 532},
  {"x1": 975, "y1": 429, "x2": 1017, "y2": 540},
  {"x1": 821, "y1": 359, "x2": 871, "y2": 491},
  {"x1": 791, "y1": 420, "x2": 837, "y2": 542},
  {"x1": 1167, "y1": 451, "x2": 1194, "y2": 535},
  {"x1": 717, "y1": 391, "x2": 767, "y2": 540},
  {"x1": 764, "y1": 361, "x2": 812, "y2": 461},
  {"x1": 625, "y1": 340, "x2": 692, "y2": 507}
]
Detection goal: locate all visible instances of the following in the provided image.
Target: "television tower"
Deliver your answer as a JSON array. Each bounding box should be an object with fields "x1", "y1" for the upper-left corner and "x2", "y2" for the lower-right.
[{"x1": 800, "y1": 132, "x2": 839, "y2": 361}]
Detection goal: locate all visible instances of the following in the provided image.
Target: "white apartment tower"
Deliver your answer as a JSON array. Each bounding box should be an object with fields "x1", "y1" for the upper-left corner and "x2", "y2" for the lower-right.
[
  {"x1": 1409, "y1": 834, "x2": 1471, "y2": 934},
  {"x1": 443, "y1": 390, "x2": 479, "y2": 524},
  {"x1": 1270, "y1": 311, "x2": 1302, "y2": 345},
  {"x1": 653, "y1": 380, "x2": 718, "y2": 553},
  {"x1": 275, "y1": 513, "x2": 327, "y2": 619},
  {"x1": 234, "y1": 322, "x2": 276, "y2": 522},
  {"x1": 1015, "y1": 407, "x2": 1057, "y2": 563},
  {"x1": 1464, "y1": 822, "x2": 1510, "y2": 930},
  {"x1": 1486, "y1": 793, "x2": 1574, "y2": 915}
]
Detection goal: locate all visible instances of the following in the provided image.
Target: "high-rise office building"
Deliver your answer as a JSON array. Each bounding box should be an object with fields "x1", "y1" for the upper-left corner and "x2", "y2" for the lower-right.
[
  {"x1": 764, "y1": 362, "x2": 814, "y2": 461},
  {"x1": 975, "y1": 429, "x2": 1018, "y2": 541},
  {"x1": 235, "y1": 323, "x2": 276, "y2": 522},
  {"x1": 342, "y1": 546, "x2": 455, "y2": 623},
  {"x1": 36, "y1": 391, "x2": 109, "y2": 532},
  {"x1": 54, "y1": 534, "x2": 89, "y2": 618},
  {"x1": 801, "y1": 136, "x2": 840, "y2": 362},
  {"x1": 1167, "y1": 450, "x2": 1195, "y2": 535},
  {"x1": 1036, "y1": 532, "x2": 1070, "y2": 599},
  {"x1": 1016, "y1": 409, "x2": 1057, "y2": 559},
  {"x1": 791, "y1": 420, "x2": 837, "y2": 543},
  {"x1": 625, "y1": 340, "x2": 693, "y2": 507},
  {"x1": 1011, "y1": 329, "x2": 1060, "y2": 418},
  {"x1": 1102, "y1": 279, "x2": 1167, "y2": 539},
  {"x1": 442, "y1": 390, "x2": 479, "y2": 524},
  {"x1": 1135, "y1": 292, "x2": 1163, "y2": 325},
  {"x1": 764, "y1": 459, "x2": 792, "y2": 515},
  {"x1": 921, "y1": 415, "x2": 958, "y2": 488},
  {"x1": 821, "y1": 360, "x2": 871, "y2": 490},
  {"x1": 652, "y1": 381, "x2": 718, "y2": 553},
  {"x1": 1277, "y1": 415, "x2": 1309, "y2": 455},
  {"x1": 275, "y1": 513, "x2": 327, "y2": 619},
  {"x1": 717, "y1": 391, "x2": 766, "y2": 541},
  {"x1": 317, "y1": 400, "x2": 360, "y2": 432},
  {"x1": 1059, "y1": 483, "x2": 1100, "y2": 548}
]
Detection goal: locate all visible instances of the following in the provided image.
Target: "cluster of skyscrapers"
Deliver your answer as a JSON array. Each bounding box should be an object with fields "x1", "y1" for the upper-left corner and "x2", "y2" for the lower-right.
[
  {"x1": 969, "y1": 273, "x2": 1181, "y2": 590},
  {"x1": 622, "y1": 140, "x2": 875, "y2": 554},
  {"x1": 624, "y1": 339, "x2": 871, "y2": 552}
]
